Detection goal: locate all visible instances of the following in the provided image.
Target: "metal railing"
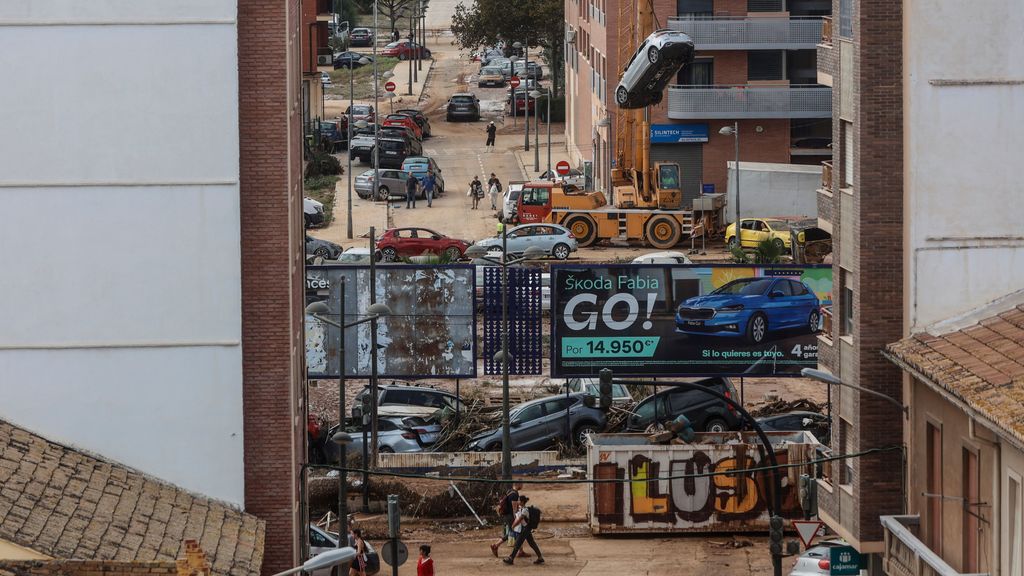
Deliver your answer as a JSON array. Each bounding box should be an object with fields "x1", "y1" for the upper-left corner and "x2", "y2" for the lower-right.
[
  {"x1": 821, "y1": 16, "x2": 833, "y2": 45},
  {"x1": 821, "y1": 160, "x2": 833, "y2": 192},
  {"x1": 880, "y1": 516, "x2": 990, "y2": 576},
  {"x1": 667, "y1": 85, "x2": 832, "y2": 119},
  {"x1": 669, "y1": 16, "x2": 823, "y2": 49}
]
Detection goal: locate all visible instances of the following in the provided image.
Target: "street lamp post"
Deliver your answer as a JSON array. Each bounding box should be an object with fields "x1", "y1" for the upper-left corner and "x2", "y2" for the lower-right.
[
  {"x1": 523, "y1": 43, "x2": 530, "y2": 152},
  {"x1": 719, "y1": 122, "x2": 740, "y2": 226},
  {"x1": 347, "y1": 57, "x2": 370, "y2": 240},
  {"x1": 271, "y1": 547, "x2": 357, "y2": 576},
  {"x1": 800, "y1": 368, "x2": 909, "y2": 423},
  {"x1": 596, "y1": 117, "x2": 610, "y2": 195},
  {"x1": 465, "y1": 243, "x2": 546, "y2": 481}
]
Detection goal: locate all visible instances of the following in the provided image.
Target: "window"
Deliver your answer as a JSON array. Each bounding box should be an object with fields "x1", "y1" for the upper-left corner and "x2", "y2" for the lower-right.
[
  {"x1": 677, "y1": 0, "x2": 712, "y2": 17},
  {"x1": 839, "y1": 0, "x2": 853, "y2": 37},
  {"x1": 310, "y1": 528, "x2": 331, "y2": 548},
  {"x1": 748, "y1": 51, "x2": 784, "y2": 81},
  {"x1": 515, "y1": 403, "x2": 544, "y2": 423},
  {"x1": 774, "y1": 280, "x2": 794, "y2": 296},
  {"x1": 963, "y1": 449, "x2": 979, "y2": 572},
  {"x1": 789, "y1": 280, "x2": 810, "y2": 296},
  {"x1": 679, "y1": 58, "x2": 713, "y2": 85},
  {"x1": 926, "y1": 422, "x2": 943, "y2": 554},
  {"x1": 749, "y1": 0, "x2": 783, "y2": 10},
  {"x1": 522, "y1": 188, "x2": 550, "y2": 206},
  {"x1": 542, "y1": 398, "x2": 572, "y2": 414},
  {"x1": 1009, "y1": 473, "x2": 1022, "y2": 576},
  {"x1": 841, "y1": 121, "x2": 854, "y2": 187},
  {"x1": 839, "y1": 418, "x2": 853, "y2": 485},
  {"x1": 841, "y1": 270, "x2": 853, "y2": 336}
]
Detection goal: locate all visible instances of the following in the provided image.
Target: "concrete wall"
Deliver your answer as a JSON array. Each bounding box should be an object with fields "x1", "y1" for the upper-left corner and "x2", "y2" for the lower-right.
[
  {"x1": 904, "y1": 0, "x2": 1024, "y2": 330},
  {"x1": 725, "y1": 161, "x2": 821, "y2": 222},
  {"x1": 0, "y1": 3, "x2": 243, "y2": 505}
]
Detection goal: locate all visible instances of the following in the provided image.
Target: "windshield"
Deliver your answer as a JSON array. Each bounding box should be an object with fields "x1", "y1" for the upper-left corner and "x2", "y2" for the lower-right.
[
  {"x1": 482, "y1": 67, "x2": 502, "y2": 75},
  {"x1": 712, "y1": 278, "x2": 774, "y2": 296},
  {"x1": 385, "y1": 42, "x2": 400, "y2": 49},
  {"x1": 452, "y1": 96, "x2": 475, "y2": 103},
  {"x1": 336, "y1": 253, "x2": 368, "y2": 263},
  {"x1": 379, "y1": 140, "x2": 405, "y2": 151},
  {"x1": 350, "y1": 105, "x2": 371, "y2": 114},
  {"x1": 658, "y1": 164, "x2": 680, "y2": 189}
]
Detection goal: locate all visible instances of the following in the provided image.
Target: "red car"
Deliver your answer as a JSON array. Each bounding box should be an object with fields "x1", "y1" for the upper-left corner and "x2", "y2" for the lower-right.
[
  {"x1": 381, "y1": 40, "x2": 432, "y2": 60},
  {"x1": 346, "y1": 104, "x2": 375, "y2": 124},
  {"x1": 382, "y1": 114, "x2": 423, "y2": 140},
  {"x1": 376, "y1": 227, "x2": 470, "y2": 261}
]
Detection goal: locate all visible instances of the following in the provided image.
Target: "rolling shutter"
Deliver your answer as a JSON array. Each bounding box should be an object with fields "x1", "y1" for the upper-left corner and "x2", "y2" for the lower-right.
[{"x1": 649, "y1": 143, "x2": 703, "y2": 206}]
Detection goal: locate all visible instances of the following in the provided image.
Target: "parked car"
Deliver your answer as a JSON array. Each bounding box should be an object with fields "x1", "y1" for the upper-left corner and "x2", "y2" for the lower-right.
[
  {"x1": 468, "y1": 393, "x2": 606, "y2": 450},
  {"x1": 306, "y1": 234, "x2": 342, "y2": 260},
  {"x1": 318, "y1": 119, "x2": 348, "y2": 152},
  {"x1": 320, "y1": 71, "x2": 332, "y2": 86},
  {"x1": 377, "y1": 227, "x2": 471, "y2": 261},
  {"x1": 348, "y1": 125, "x2": 380, "y2": 163},
  {"x1": 539, "y1": 167, "x2": 585, "y2": 188},
  {"x1": 336, "y1": 246, "x2": 380, "y2": 263},
  {"x1": 507, "y1": 91, "x2": 536, "y2": 115},
  {"x1": 333, "y1": 51, "x2": 372, "y2": 69},
  {"x1": 675, "y1": 277, "x2": 821, "y2": 344},
  {"x1": 323, "y1": 417, "x2": 440, "y2": 459},
  {"x1": 615, "y1": 29, "x2": 695, "y2": 108},
  {"x1": 395, "y1": 108, "x2": 432, "y2": 137},
  {"x1": 352, "y1": 384, "x2": 465, "y2": 419},
  {"x1": 401, "y1": 156, "x2": 446, "y2": 195},
  {"x1": 558, "y1": 378, "x2": 634, "y2": 406},
  {"x1": 382, "y1": 113, "x2": 423, "y2": 140},
  {"x1": 378, "y1": 126, "x2": 422, "y2": 155},
  {"x1": 308, "y1": 524, "x2": 379, "y2": 576},
  {"x1": 478, "y1": 66, "x2": 506, "y2": 87},
  {"x1": 757, "y1": 411, "x2": 831, "y2": 444},
  {"x1": 446, "y1": 93, "x2": 481, "y2": 121},
  {"x1": 304, "y1": 196, "x2": 326, "y2": 228},
  {"x1": 381, "y1": 40, "x2": 431, "y2": 60},
  {"x1": 512, "y1": 60, "x2": 543, "y2": 80},
  {"x1": 472, "y1": 223, "x2": 578, "y2": 260},
  {"x1": 788, "y1": 542, "x2": 849, "y2": 576},
  {"x1": 624, "y1": 378, "x2": 741, "y2": 433},
  {"x1": 790, "y1": 219, "x2": 833, "y2": 264},
  {"x1": 354, "y1": 169, "x2": 411, "y2": 201},
  {"x1": 349, "y1": 27, "x2": 374, "y2": 47},
  {"x1": 376, "y1": 137, "x2": 413, "y2": 169},
  {"x1": 501, "y1": 182, "x2": 525, "y2": 222},
  {"x1": 725, "y1": 217, "x2": 794, "y2": 251},
  {"x1": 632, "y1": 251, "x2": 693, "y2": 264},
  {"x1": 346, "y1": 104, "x2": 376, "y2": 124}
]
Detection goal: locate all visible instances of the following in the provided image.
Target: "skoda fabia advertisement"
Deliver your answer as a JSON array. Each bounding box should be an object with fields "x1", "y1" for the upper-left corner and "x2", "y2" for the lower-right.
[{"x1": 551, "y1": 264, "x2": 833, "y2": 377}]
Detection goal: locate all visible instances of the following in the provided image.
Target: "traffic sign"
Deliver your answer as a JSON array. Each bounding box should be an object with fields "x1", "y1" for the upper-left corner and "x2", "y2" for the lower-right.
[
  {"x1": 792, "y1": 520, "x2": 825, "y2": 548},
  {"x1": 556, "y1": 160, "x2": 571, "y2": 176},
  {"x1": 829, "y1": 545, "x2": 862, "y2": 576},
  {"x1": 381, "y1": 540, "x2": 408, "y2": 567},
  {"x1": 509, "y1": 76, "x2": 521, "y2": 88},
  {"x1": 384, "y1": 81, "x2": 396, "y2": 93}
]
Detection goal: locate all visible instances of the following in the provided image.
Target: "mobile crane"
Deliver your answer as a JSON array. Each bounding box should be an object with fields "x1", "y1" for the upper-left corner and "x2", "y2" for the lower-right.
[{"x1": 514, "y1": 0, "x2": 723, "y2": 248}]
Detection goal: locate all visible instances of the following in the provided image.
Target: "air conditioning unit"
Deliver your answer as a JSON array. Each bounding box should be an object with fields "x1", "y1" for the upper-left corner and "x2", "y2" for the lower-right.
[
  {"x1": 317, "y1": 54, "x2": 333, "y2": 66},
  {"x1": 566, "y1": 28, "x2": 577, "y2": 44}
]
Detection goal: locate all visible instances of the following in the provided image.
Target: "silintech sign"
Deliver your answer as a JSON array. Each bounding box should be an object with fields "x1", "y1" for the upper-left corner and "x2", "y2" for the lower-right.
[
  {"x1": 650, "y1": 123, "x2": 709, "y2": 143},
  {"x1": 305, "y1": 265, "x2": 476, "y2": 378},
  {"x1": 551, "y1": 265, "x2": 833, "y2": 377}
]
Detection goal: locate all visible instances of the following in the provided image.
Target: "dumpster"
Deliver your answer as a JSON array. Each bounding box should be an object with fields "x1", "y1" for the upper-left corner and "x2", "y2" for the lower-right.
[{"x1": 587, "y1": 431, "x2": 822, "y2": 534}]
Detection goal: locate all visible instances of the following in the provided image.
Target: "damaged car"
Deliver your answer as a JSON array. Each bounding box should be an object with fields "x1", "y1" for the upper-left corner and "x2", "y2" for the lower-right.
[{"x1": 615, "y1": 29, "x2": 695, "y2": 109}]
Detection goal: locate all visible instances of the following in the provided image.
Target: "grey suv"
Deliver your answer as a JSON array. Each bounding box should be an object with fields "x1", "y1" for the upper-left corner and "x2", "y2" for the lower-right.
[
  {"x1": 467, "y1": 393, "x2": 606, "y2": 450},
  {"x1": 624, "y1": 377, "x2": 741, "y2": 433},
  {"x1": 446, "y1": 93, "x2": 481, "y2": 122}
]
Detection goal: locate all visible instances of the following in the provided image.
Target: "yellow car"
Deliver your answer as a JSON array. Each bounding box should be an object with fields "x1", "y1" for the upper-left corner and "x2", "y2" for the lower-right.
[{"x1": 725, "y1": 218, "x2": 792, "y2": 251}]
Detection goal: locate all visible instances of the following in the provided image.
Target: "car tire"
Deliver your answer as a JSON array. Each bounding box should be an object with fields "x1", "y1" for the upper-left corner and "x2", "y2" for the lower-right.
[
  {"x1": 773, "y1": 237, "x2": 786, "y2": 252},
  {"x1": 314, "y1": 247, "x2": 331, "y2": 259},
  {"x1": 399, "y1": 53, "x2": 408, "y2": 60},
  {"x1": 563, "y1": 215, "x2": 598, "y2": 247},
  {"x1": 647, "y1": 46, "x2": 660, "y2": 64},
  {"x1": 552, "y1": 243, "x2": 570, "y2": 260},
  {"x1": 379, "y1": 446, "x2": 395, "y2": 454},
  {"x1": 574, "y1": 424, "x2": 600, "y2": 446},
  {"x1": 382, "y1": 247, "x2": 398, "y2": 261},
  {"x1": 808, "y1": 309, "x2": 821, "y2": 334},
  {"x1": 443, "y1": 247, "x2": 462, "y2": 261},
  {"x1": 644, "y1": 422, "x2": 666, "y2": 434},
  {"x1": 727, "y1": 236, "x2": 739, "y2": 249},
  {"x1": 486, "y1": 442, "x2": 502, "y2": 451},
  {"x1": 377, "y1": 185, "x2": 390, "y2": 201},
  {"x1": 745, "y1": 313, "x2": 768, "y2": 344},
  {"x1": 615, "y1": 86, "x2": 629, "y2": 106},
  {"x1": 645, "y1": 215, "x2": 681, "y2": 249},
  {"x1": 704, "y1": 418, "x2": 728, "y2": 433}
]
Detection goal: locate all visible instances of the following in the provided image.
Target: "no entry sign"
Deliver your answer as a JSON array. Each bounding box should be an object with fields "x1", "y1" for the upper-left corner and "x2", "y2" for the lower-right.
[
  {"x1": 509, "y1": 76, "x2": 521, "y2": 88},
  {"x1": 556, "y1": 160, "x2": 571, "y2": 176},
  {"x1": 384, "y1": 81, "x2": 396, "y2": 92}
]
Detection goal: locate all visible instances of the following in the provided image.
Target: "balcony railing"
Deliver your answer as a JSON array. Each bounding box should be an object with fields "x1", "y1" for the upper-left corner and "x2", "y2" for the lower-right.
[
  {"x1": 821, "y1": 306, "x2": 833, "y2": 337},
  {"x1": 669, "y1": 16, "x2": 823, "y2": 50},
  {"x1": 821, "y1": 160, "x2": 833, "y2": 192},
  {"x1": 820, "y1": 16, "x2": 833, "y2": 46},
  {"x1": 881, "y1": 516, "x2": 989, "y2": 576},
  {"x1": 667, "y1": 85, "x2": 832, "y2": 119}
]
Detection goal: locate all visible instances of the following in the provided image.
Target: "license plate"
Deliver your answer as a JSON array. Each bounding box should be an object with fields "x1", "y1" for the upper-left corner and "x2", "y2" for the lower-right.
[
  {"x1": 686, "y1": 321, "x2": 703, "y2": 327},
  {"x1": 385, "y1": 151, "x2": 397, "y2": 155}
]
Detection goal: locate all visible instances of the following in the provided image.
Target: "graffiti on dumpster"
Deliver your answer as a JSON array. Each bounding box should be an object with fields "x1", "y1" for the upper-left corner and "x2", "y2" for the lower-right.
[{"x1": 594, "y1": 449, "x2": 807, "y2": 530}]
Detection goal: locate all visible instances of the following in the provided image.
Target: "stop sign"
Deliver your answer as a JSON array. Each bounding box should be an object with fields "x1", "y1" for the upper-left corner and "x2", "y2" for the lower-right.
[
  {"x1": 384, "y1": 81, "x2": 396, "y2": 93},
  {"x1": 509, "y1": 76, "x2": 521, "y2": 88},
  {"x1": 556, "y1": 160, "x2": 571, "y2": 176}
]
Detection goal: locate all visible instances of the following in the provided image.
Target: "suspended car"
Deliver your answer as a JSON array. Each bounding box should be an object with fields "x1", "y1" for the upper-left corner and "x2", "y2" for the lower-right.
[{"x1": 615, "y1": 29, "x2": 695, "y2": 109}]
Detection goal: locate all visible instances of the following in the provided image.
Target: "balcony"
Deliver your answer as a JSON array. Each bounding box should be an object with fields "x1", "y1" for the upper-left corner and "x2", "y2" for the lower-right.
[
  {"x1": 669, "y1": 16, "x2": 823, "y2": 50},
  {"x1": 880, "y1": 516, "x2": 989, "y2": 576},
  {"x1": 820, "y1": 16, "x2": 833, "y2": 46},
  {"x1": 820, "y1": 160, "x2": 833, "y2": 192},
  {"x1": 667, "y1": 85, "x2": 832, "y2": 119}
]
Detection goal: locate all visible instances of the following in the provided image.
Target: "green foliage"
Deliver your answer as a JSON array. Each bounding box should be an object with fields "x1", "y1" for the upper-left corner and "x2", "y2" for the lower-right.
[
  {"x1": 305, "y1": 150, "x2": 343, "y2": 179},
  {"x1": 450, "y1": 0, "x2": 565, "y2": 66},
  {"x1": 731, "y1": 239, "x2": 784, "y2": 264},
  {"x1": 303, "y1": 176, "x2": 339, "y2": 226}
]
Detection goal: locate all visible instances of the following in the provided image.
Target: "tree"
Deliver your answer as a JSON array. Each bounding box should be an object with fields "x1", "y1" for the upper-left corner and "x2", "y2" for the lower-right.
[{"x1": 377, "y1": 0, "x2": 415, "y2": 36}]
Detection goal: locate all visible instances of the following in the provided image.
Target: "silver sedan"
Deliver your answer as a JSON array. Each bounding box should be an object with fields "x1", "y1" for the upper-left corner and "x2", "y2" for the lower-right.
[
  {"x1": 354, "y1": 168, "x2": 416, "y2": 201},
  {"x1": 474, "y1": 223, "x2": 578, "y2": 260}
]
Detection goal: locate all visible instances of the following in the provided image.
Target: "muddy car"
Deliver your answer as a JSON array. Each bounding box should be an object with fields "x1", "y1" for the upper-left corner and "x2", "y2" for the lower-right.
[
  {"x1": 615, "y1": 29, "x2": 695, "y2": 109},
  {"x1": 790, "y1": 220, "x2": 833, "y2": 263}
]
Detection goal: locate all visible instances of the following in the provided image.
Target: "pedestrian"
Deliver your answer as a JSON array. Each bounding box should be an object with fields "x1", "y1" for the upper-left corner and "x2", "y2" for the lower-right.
[
  {"x1": 423, "y1": 170, "x2": 436, "y2": 207},
  {"x1": 392, "y1": 29, "x2": 399, "y2": 43},
  {"x1": 405, "y1": 171, "x2": 419, "y2": 209},
  {"x1": 485, "y1": 121, "x2": 497, "y2": 150},
  {"x1": 349, "y1": 528, "x2": 368, "y2": 576},
  {"x1": 490, "y1": 481, "x2": 522, "y2": 556},
  {"x1": 468, "y1": 176, "x2": 484, "y2": 209},
  {"x1": 417, "y1": 545, "x2": 434, "y2": 576},
  {"x1": 487, "y1": 174, "x2": 502, "y2": 210},
  {"x1": 503, "y1": 496, "x2": 544, "y2": 565},
  {"x1": 497, "y1": 219, "x2": 505, "y2": 236}
]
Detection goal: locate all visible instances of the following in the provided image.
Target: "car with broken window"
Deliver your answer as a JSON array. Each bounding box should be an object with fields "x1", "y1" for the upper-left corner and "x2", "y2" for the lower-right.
[
  {"x1": 615, "y1": 29, "x2": 695, "y2": 109},
  {"x1": 351, "y1": 384, "x2": 465, "y2": 420},
  {"x1": 467, "y1": 393, "x2": 607, "y2": 450},
  {"x1": 624, "y1": 377, "x2": 742, "y2": 433}
]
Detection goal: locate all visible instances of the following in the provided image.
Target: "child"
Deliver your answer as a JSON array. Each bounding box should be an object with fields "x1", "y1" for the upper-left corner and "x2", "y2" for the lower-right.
[{"x1": 417, "y1": 544, "x2": 434, "y2": 576}]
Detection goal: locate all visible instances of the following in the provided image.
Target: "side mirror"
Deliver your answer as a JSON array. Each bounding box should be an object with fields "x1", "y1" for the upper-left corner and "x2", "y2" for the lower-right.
[{"x1": 510, "y1": 418, "x2": 522, "y2": 427}]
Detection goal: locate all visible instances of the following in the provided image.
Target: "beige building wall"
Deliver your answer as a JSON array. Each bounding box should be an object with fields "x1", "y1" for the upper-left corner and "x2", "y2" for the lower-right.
[{"x1": 0, "y1": 539, "x2": 49, "y2": 561}]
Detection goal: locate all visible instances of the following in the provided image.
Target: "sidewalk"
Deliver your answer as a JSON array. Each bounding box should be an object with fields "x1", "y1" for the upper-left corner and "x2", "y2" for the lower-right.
[
  {"x1": 511, "y1": 133, "x2": 573, "y2": 181},
  {"x1": 385, "y1": 55, "x2": 433, "y2": 109}
]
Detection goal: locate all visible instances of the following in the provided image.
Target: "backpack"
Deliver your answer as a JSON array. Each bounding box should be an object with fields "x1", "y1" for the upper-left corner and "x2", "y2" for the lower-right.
[
  {"x1": 526, "y1": 505, "x2": 541, "y2": 530},
  {"x1": 497, "y1": 490, "x2": 515, "y2": 515}
]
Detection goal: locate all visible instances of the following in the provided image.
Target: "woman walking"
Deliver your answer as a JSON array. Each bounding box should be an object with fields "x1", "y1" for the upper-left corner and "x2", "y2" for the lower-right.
[{"x1": 349, "y1": 528, "x2": 367, "y2": 576}]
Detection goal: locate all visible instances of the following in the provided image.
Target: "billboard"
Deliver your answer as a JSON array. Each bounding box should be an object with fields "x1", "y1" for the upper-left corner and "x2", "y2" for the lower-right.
[
  {"x1": 551, "y1": 265, "x2": 832, "y2": 377},
  {"x1": 305, "y1": 265, "x2": 476, "y2": 378},
  {"x1": 482, "y1": 267, "x2": 543, "y2": 375}
]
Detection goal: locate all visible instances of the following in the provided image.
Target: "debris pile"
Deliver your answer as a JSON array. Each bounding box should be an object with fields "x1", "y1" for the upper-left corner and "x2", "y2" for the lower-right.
[{"x1": 749, "y1": 398, "x2": 826, "y2": 417}]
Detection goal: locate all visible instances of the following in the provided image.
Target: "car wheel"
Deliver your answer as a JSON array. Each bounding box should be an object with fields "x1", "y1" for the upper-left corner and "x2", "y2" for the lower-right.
[
  {"x1": 486, "y1": 442, "x2": 502, "y2": 451},
  {"x1": 443, "y1": 246, "x2": 462, "y2": 261},
  {"x1": 647, "y1": 46, "x2": 660, "y2": 64},
  {"x1": 552, "y1": 243, "x2": 570, "y2": 260},
  {"x1": 574, "y1": 424, "x2": 600, "y2": 446},
  {"x1": 644, "y1": 422, "x2": 666, "y2": 434},
  {"x1": 727, "y1": 236, "x2": 738, "y2": 249},
  {"x1": 773, "y1": 237, "x2": 786, "y2": 252},
  {"x1": 382, "y1": 247, "x2": 398, "y2": 261},
  {"x1": 314, "y1": 247, "x2": 331, "y2": 259},
  {"x1": 563, "y1": 215, "x2": 597, "y2": 247},
  {"x1": 808, "y1": 309, "x2": 821, "y2": 334},
  {"x1": 379, "y1": 446, "x2": 395, "y2": 453},
  {"x1": 399, "y1": 53, "x2": 408, "y2": 60},
  {"x1": 704, "y1": 418, "x2": 728, "y2": 433},
  {"x1": 377, "y1": 185, "x2": 390, "y2": 201},
  {"x1": 615, "y1": 86, "x2": 629, "y2": 106},
  {"x1": 645, "y1": 215, "x2": 681, "y2": 249},
  {"x1": 746, "y1": 313, "x2": 768, "y2": 344}
]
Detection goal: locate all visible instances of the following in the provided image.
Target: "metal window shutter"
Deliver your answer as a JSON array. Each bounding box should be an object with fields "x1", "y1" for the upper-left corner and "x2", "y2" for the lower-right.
[{"x1": 649, "y1": 143, "x2": 704, "y2": 206}]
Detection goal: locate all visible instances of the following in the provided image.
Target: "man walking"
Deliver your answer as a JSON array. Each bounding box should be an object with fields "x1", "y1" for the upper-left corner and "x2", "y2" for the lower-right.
[
  {"x1": 423, "y1": 169, "x2": 436, "y2": 207},
  {"x1": 503, "y1": 496, "x2": 544, "y2": 565},
  {"x1": 490, "y1": 481, "x2": 522, "y2": 557},
  {"x1": 485, "y1": 121, "x2": 497, "y2": 151},
  {"x1": 405, "y1": 171, "x2": 418, "y2": 209},
  {"x1": 488, "y1": 174, "x2": 501, "y2": 210},
  {"x1": 469, "y1": 176, "x2": 484, "y2": 209}
]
